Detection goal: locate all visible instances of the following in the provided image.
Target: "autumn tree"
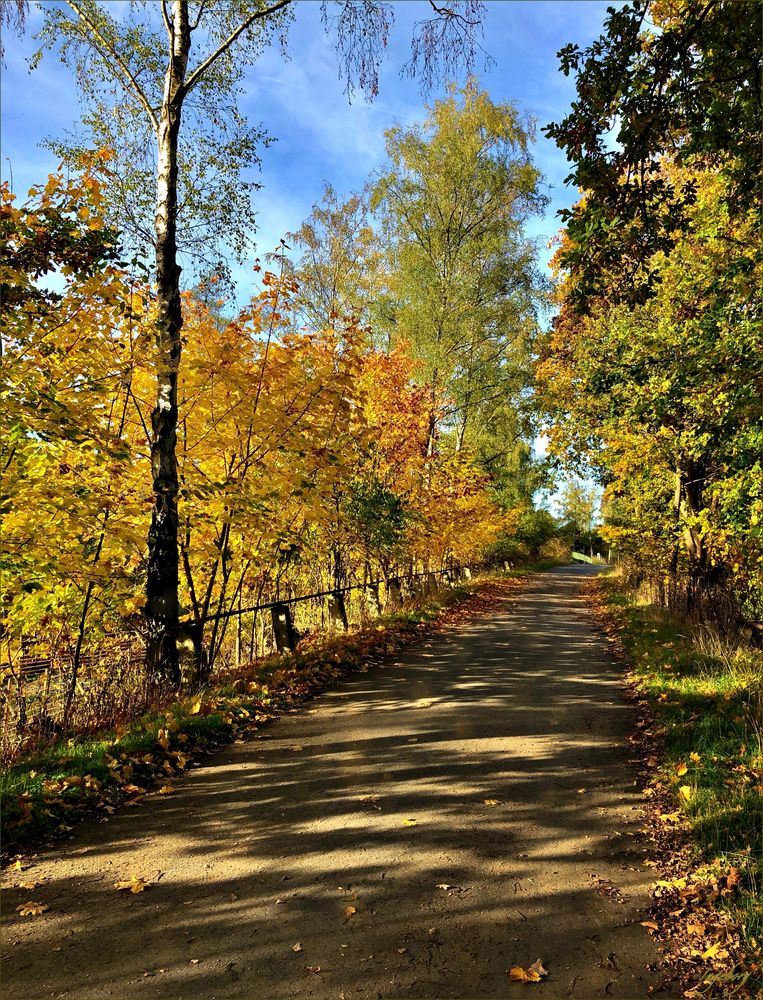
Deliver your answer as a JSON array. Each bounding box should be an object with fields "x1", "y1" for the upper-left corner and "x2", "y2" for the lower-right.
[
  {"x1": 22, "y1": 0, "x2": 491, "y2": 684},
  {"x1": 544, "y1": 0, "x2": 762, "y2": 306},
  {"x1": 371, "y1": 80, "x2": 546, "y2": 500}
]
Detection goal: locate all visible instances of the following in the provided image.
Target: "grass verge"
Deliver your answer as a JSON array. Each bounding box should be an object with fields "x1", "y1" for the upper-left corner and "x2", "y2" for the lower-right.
[{"x1": 589, "y1": 573, "x2": 762, "y2": 998}]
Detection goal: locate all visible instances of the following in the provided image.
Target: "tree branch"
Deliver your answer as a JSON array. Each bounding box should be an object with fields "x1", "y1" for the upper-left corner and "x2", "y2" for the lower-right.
[
  {"x1": 180, "y1": 0, "x2": 293, "y2": 99},
  {"x1": 65, "y1": 0, "x2": 159, "y2": 131}
]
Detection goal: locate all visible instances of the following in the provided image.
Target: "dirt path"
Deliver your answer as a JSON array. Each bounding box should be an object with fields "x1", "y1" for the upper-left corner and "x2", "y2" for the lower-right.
[{"x1": 2, "y1": 567, "x2": 677, "y2": 999}]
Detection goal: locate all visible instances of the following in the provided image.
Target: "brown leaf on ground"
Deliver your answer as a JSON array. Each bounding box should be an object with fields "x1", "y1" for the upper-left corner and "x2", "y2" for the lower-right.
[
  {"x1": 16, "y1": 901, "x2": 48, "y2": 917},
  {"x1": 292, "y1": 942, "x2": 303, "y2": 952},
  {"x1": 114, "y1": 876, "x2": 150, "y2": 893},
  {"x1": 528, "y1": 959, "x2": 548, "y2": 977},
  {"x1": 343, "y1": 905, "x2": 356, "y2": 918}
]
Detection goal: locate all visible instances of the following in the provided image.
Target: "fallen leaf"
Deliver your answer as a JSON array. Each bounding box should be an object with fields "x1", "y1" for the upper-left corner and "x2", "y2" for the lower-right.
[
  {"x1": 686, "y1": 923, "x2": 705, "y2": 936},
  {"x1": 689, "y1": 752, "x2": 702, "y2": 763},
  {"x1": 292, "y1": 942, "x2": 303, "y2": 952},
  {"x1": 401, "y1": 818, "x2": 417, "y2": 827},
  {"x1": 396, "y1": 947, "x2": 407, "y2": 954},
  {"x1": 679, "y1": 785, "x2": 693, "y2": 801},
  {"x1": 577, "y1": 788, "x2": 586, "y2": 794},
  {"x1": 190, "y1": 699, "x2": 202, "y2": 715},
  {"x1": 17, "y1": 880, "x2": 39, "y2": 890},
  {"x1": 16, "y1": 901, "x2": 48, "y2": 917},
  {"x1": 306, "y1": 966, "x2": 321, "y2": 974},
  {"x1": 509, "y1": 966, "x2": 541, "y2": 982},
  {"x1": 436, "y1": 883, "x2": 455, "y2": 890},
  {"x1": 189, "y1": 959, "x2": 200, "y2": 965},
  {"x1": 528, "y1": 959, "x2": 548, "y2": 978},
  {"x1": 483, "y1": 799, "x2": 500, "y2": 806},
  {"x1": 122, "y1": 784, "x2": 144, "y2": 796},
  {"x1": 158, "y1": 785, "x2": 175, "y2": 795},
  {"x1": 157, "y1": 729, "x2": 170, "y2": 750},
  {"x1": 702, "y1": 942, "x2": 723, "y2": 960},
  {"x1": 114, "y1": 876, "x2": 150, "y2": 894},
  {"x1": 659, "y1": 811, "x2": 681, "y2": 823},
  {"x1": 290, "y1": 745, "x2": 304, "y2": 752},
  {"x1": 641, "y1": 921, "x2": 659, "y2": 932},
  {"x1": 726, "y1": 867, "x2": 742, "y2": 889},
  {"x1": 343, "y1": 905, "x2": 357, "y2": 918}
]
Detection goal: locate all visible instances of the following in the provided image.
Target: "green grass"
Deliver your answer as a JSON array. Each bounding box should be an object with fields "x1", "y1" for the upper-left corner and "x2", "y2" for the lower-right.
[{"x1": 598, "y1": 577, "x2": 763, "y2": 957}]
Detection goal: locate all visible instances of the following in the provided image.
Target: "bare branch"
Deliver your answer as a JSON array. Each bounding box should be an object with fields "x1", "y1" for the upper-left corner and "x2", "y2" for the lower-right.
[
  {"x1": 65, "y1": 1, "x2": 159, "y2": 131},
  {"x1": 180, "y1": 0, "x2": 293, "y2": 99},
  {"x1": 404, "y1": 0, "x2": 493, "y2": 93},
  {"x1": 161, "y1": 1, "x2": 172, "y2": 38}
]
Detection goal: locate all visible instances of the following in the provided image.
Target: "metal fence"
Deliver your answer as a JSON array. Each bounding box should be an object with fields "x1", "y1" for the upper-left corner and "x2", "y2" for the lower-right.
[{"x1": 2, "y1": 563, "x2": 478, "y2": 758}]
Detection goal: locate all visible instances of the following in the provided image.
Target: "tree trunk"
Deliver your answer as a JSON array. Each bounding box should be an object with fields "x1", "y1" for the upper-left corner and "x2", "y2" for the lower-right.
[{"x1": 145, "y1": 3, "x2": 190, "y2": 686}]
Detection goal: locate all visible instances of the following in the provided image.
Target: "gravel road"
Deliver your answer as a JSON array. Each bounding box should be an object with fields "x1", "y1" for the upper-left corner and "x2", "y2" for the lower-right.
[{"x1": 1, "y1": 566, "x2": 678, "y2": 999}]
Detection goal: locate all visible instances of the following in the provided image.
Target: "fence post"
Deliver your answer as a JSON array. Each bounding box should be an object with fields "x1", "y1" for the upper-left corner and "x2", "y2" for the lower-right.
[
  {"x1": 366, "y1": 582, "x2": 382, "y2": 617},
  {"x1": 271, "y1": 603, "x2": 297, "y2": 652},
  {"x1": 386, "y1": 579, "x2": 402, "y2": 610},
  {"x1": 177, "y1": 622, "x2": 206, "y2": 690},
  {"x1": 327, "y1": 591, "x2": 349, "y2": 631}
]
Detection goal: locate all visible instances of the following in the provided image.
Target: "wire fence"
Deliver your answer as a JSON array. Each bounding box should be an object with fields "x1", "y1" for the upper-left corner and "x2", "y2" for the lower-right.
[{"x1": 1, "y1": 562, "x2": 480, "y2": 761}]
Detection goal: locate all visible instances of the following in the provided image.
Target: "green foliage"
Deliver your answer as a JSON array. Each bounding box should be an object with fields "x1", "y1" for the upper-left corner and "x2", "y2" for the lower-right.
[{"x1": 545, "y1": 0, "x2": 762, "y2": 306}]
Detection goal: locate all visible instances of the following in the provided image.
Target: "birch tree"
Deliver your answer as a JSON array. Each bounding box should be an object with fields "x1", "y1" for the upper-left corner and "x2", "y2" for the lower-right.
[{"x1": 23, "y1": 0, "x2": 489, "y2": 684}]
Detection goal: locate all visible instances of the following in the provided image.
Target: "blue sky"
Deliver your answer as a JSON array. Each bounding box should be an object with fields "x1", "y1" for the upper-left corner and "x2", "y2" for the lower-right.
[{"x1": 2, "y1": 0, "x2": 612, "y2": 279}]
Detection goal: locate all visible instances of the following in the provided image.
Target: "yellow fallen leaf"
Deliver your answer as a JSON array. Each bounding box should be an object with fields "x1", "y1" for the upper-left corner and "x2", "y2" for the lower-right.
[
  {"x1": 401, "y1": 818, "x2": 417, "y2": 826},
  {"x1": 114, "y1": 875, "x2": 150, "y2": 894},
  {"x1": 509, "y1": 966, "x2": 541, "y2": 982},
  {"x1": 158, "y1": 785, "x2": 175, "y2": 795},
  {"x1": 292, "y1": 942, "x2": 303, "y2": 952},
  {"x1": 687, "y1": 923, "x2": 705, "y2": 936},
  {"x1": 641, "y1": 920, "x2": 659, "y2": 931},
  {"x1": 483, "y1": 799, "x2": 499, "y2": 806},
  {"x1": 679, "y1": 785, "x2": 693, "y2": 801},
  {"x1": 675, "y1": 762, "x2": 688, "y2": 776},
  {"x1": 16, "y1": 901, "x2": 48, "y2": 917},
  {"x1": 189, "y1": 699, "x2": 202, "y2": 715},
  {"x1": 157, "y1": 728, "x2": 170, "y2": 750},
  {"x1": 577, "y1": 788, "x2": 586, "y2": 794},
  {"x1": 702, "y1": 942, "x2": 725, "y2": 960},
  {"x1": 343, "y1": 905, "x2": 357, "y2": 918},
  {"x1": 659, "y1": 811, "x2": 681, "y2": 823}
]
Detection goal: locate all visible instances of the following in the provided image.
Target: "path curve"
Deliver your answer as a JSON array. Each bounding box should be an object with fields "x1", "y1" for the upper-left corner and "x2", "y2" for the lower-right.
[{"x1": 2, "y1": 567, "x2": 677, "y2": 998}]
